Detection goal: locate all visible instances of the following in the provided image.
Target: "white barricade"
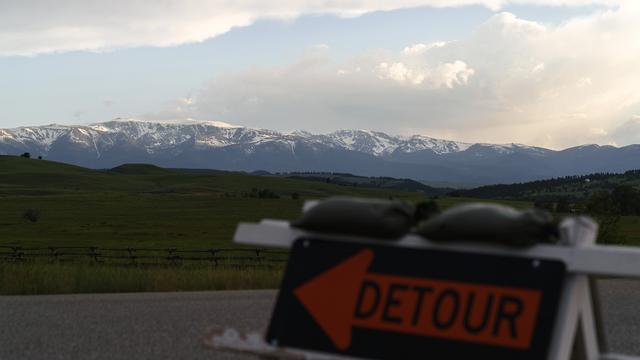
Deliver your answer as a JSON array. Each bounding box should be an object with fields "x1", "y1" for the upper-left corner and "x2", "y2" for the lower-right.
[{"x1": 204, "y1": 214, "x2": 640, "y2": 360}]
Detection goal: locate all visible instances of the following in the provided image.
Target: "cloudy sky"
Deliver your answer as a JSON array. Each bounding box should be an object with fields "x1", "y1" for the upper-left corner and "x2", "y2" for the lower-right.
[{"x1": 1, "y1": 0, "x2": 639, "y2": 149}]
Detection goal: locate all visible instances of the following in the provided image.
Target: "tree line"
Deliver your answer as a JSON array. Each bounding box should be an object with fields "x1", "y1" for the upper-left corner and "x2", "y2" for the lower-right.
[{"x1": 537, "y1": 185, "x2": 640, "y2": 244}]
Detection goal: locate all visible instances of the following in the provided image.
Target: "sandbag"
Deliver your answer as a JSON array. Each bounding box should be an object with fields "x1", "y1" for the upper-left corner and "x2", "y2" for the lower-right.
[
  {"x1": 292, "y1": 197, "x2": 413, "y2": 239},
  {"x1": 416, "y1": 203, "x2": 558, "y2": 246}
]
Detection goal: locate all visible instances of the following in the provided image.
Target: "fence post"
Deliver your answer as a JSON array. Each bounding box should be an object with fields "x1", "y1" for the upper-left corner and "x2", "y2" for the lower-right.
[
  {"x1": 255, "y1": 249, "x2": 262, "y2": 265},
  {"x1": 49, "y1": 246, "x2": 59, "y2": 262},
  {"x1": 127, "y1": 248, "x2": 136, "y2": 265},
  {"x1": 88, "y1": 247, "x2": 99, "y2": 263},
  {"x1": 167, "y1": 248, "x2": 179, "y2": 264},
  {"x1": 11, "y1": 246, "x2": 23, "y2": 262},
  {"x1": 209, "y1": 249, "x2": 219, "y2": 267}
]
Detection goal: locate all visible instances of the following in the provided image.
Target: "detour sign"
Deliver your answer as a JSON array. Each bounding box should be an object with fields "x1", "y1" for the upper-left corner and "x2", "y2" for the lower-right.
[
  {"x1": 295, "y1": 249, "x2": 541, "y2": 350},
  {"x1": 267, "y1": 239, "x2": 566, "y2": 360}
]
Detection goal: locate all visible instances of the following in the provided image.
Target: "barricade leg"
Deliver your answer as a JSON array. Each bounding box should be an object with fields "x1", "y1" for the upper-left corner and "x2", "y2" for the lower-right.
[{"x1": 548, "y1": 275, "x2": 599, "y2": 360}]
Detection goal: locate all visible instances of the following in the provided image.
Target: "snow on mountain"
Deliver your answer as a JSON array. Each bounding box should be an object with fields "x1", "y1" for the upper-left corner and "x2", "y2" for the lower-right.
[
  {"x1": 396, "y1": 135, "x2": 472, "y2": 154},
  {"x1": 0, "y1": 118, "x2": 474, "y2": 158},
  {"x1": 323, "y1": 130, "x2": 401, "y2": 156},
  {"x1": 11, "y1": 125, "x2": 75, "y2": 149},
  {"x1": 3, "y1": 118, "x2": 640, "y2": 185},
  {"x1": 465, "y1": 143, "x2": 554, "y2": 158}
]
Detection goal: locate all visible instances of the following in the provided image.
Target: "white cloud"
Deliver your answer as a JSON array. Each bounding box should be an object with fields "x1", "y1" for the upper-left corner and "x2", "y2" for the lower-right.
[
  {"x1": 402, "y1": 42, "x2": 448, "y2": 55},
  {"x1": 589, "y1": 127, "x2": 608, "y2": 136},
  {"x1": 179, "y1": 98, "x2": 194, "y2": 105},
  {"x1": 532, "y1": 63, "x2": 545, "y2": 73},
  {"x1": 611, "y1": 115, "x2": 640, "y2": 145},
  {"x1": 433, "y1": 61, "x2": 476, "y2": 88},
  {"x1": 156, "y1": 3, "x2": 640, "y2": 149},
  {"x1": 0, "y1": 0, "x2": 623, "y2": 56},
  {"x1": 374, "y1": 60, "x2": 474, "y2": 88}
]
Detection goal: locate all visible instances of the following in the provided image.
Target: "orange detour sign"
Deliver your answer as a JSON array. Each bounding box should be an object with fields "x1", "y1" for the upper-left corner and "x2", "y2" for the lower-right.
[
  {"x1": 267, "y1": 239, "x2": 565, "y2": 360},
  {"x1": 294, "y1": 249, "x2": 541, "y2": 351}
]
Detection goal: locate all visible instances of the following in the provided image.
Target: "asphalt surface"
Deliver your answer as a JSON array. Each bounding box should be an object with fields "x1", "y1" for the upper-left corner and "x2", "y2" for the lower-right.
[
  {"x1": 594, "y1": 279, "x2": 640, "y2": 355},
  {"x1": 0, "y1": 290, "x2": 277, "y2": 360},
  {"x1": 0, "y1": 280, "x2": 638, "y2": 359}
]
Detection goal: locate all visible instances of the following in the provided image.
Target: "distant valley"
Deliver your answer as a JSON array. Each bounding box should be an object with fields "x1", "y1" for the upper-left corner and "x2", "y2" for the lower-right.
[{"x1": 2, "y1": 118, "x2": 640, "y2": 185}]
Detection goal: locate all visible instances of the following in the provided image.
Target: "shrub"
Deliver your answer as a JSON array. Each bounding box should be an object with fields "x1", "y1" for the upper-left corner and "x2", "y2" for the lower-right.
[
  {"x1": 533, "y1": 200, "x2": 555, "y2": 212},
  {"x1": 258, "y1": 189, "x2": 279, "y2": 199},
  {"x1": 245, "y1": 188, "x2": 280, "y2": 199},
  {"x1": 415, "y1": 200, "x2": 440, "y2": 222},
  {"x1": 23, "y1": 209, "x2": 41, "y2": 222},
  {"x1": 20, "y1": 152, "x2": 31, "y2": 158}
]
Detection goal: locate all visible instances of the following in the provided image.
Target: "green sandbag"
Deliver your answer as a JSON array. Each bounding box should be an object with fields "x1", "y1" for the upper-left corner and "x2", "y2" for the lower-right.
[
  {"x1": 292, "y1": 197, "x2": 414, "y2": 239},
  {"x1": 416, "y1": 203, "x2": 558, "y2": 246}
]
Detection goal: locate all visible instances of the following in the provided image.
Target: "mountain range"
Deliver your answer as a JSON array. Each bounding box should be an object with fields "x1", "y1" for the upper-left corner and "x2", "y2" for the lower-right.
[{"x1": 2, "y1": 118, "x2": 639, "y2": 185}]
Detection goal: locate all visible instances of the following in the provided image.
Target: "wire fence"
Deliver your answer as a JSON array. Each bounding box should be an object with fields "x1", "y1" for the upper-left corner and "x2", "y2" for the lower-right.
[{"x1": 0, "y1": 245, "x2": 289, "y2": 268}]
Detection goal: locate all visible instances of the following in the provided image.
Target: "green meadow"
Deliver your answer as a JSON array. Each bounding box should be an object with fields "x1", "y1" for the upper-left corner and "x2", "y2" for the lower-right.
[
  {"x1": 3, "y1": 155, "x2": 637, "y2": 294},
  {"x1": 0, "y1": 156, "x2": 533, "y2": 249}
]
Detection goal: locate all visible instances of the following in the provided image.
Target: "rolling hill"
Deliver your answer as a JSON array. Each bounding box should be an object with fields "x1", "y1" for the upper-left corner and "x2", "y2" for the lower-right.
[
  {"x1": 0, "y1": 155, "x2": 429, "y2": 198},
  {"x1": 284, "y1": 172, "x2": 449, "y2": 195},
  {"x1": 452, "y1": 170, "x2": 640, "y2": 201}
]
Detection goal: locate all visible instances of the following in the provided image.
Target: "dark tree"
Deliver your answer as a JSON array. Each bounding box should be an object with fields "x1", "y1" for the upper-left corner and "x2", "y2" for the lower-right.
[
  {"x1": 611, "y1": 185, "x2": 640, "y2": 215},
  {"x1": 555, "y1": 198, "x2": 571, "y2": 213},
  {"x1": 584, "y1": 192, "x2": 623, "y2": 244},
  {"x1": 20, "y1": 152, "x2": 31, "y2": 158}
]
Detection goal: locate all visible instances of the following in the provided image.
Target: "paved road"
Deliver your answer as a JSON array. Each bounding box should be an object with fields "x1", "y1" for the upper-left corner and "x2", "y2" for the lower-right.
[
  {"x1": 594, "y1": 279, "x2": 640, "y2": 355},
  {"x1": 0, "y1": 290, "x2": 277, "y2": 360},
  {"x1": 0, "y1": 280, "x2": 638, "y2": 359}
]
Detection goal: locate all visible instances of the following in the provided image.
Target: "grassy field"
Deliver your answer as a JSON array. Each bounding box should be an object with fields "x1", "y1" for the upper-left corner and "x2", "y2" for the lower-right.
[
  {"x1": 0, "y1": 156, "x2": 424, "y2": 294},
  {"x1": 0, "y1": 262, "x2": 282, "y2": 295},
  {"x1": 0, "y1": 156, "x2": 531, "y2": 249},
  {"x1": 0, "y1": 194, "x2": 537, "y2": 248},
  {"x1": 3, "y1": 155, "x2": 637, "y2": 294}
]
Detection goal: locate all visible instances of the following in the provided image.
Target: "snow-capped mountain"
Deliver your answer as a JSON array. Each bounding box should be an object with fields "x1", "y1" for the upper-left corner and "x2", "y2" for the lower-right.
[
  {"x1": 0, "y1": 118, "x2": 477, "y2": 158},
  {"x1": 2, "y1": 118, "x2": 640, "y2": 185}
]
